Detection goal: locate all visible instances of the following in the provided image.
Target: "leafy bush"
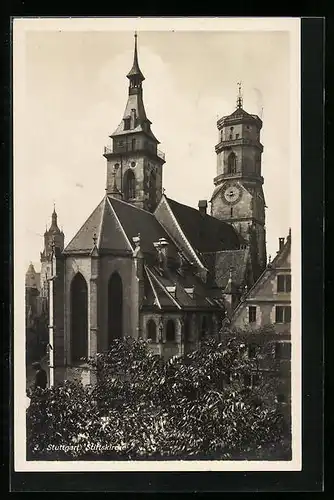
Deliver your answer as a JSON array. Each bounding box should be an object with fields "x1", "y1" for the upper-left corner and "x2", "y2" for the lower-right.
[{"x1": 26, "y1": 329, "x2": 291, "y2": 461}]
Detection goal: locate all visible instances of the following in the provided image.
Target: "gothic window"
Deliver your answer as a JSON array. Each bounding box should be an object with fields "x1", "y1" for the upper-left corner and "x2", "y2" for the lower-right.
[
  {"x1": 230, "y1": 207, "x2": 233, "y2": 217},
  {"x1": 70, "y1": 273, "x2": 88, "y2": 363},
  {"x1": 227, "y1": 152, "x2": 237, "y2": 174},
  {"x1": 200, "y1": 315, "x2": 208, "y2": 339},
  {"x1": 147, "y1": 319, "x2": 157, "y2": 342},
  {"x1": 124, "y1": 169, "x2": 136, "y2": 200},
  {"x1": 108, "y1": 272, "x2": 123, "y2": 347},
  {"x1": 166, "y1": 319, "x2": 176, "y2": 342},
  {"x1": 184, "y1": 315, "x2": 191, "y2": 343}
]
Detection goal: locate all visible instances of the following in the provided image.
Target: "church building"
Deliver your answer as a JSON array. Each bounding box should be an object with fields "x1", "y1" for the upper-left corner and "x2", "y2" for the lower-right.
[{"x1": 47, "y1": 35, "x2": 268, "y2": 385}]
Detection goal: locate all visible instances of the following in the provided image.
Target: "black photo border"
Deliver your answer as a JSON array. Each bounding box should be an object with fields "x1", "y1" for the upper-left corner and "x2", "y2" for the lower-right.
[{"x1": 3, "y1": 15, "x2": 325, "y2": 493}]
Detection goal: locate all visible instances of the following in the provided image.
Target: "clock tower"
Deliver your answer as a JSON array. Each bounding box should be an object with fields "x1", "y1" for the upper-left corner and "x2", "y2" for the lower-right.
[{"x1": 210, "y1": 85, "x2": 267, "y2": 279}]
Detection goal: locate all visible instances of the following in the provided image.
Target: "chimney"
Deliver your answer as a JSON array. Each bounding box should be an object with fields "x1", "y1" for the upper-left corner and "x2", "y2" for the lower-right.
[
  {"x1": 153, "y1": 237, "x2": 169, "y2": 270},
  {"x1": 198, "y1": 200, "x2": 207, "y2": 215},
  {"x1": 279, "y1": 237, "x2": 285, "y2": 252}
]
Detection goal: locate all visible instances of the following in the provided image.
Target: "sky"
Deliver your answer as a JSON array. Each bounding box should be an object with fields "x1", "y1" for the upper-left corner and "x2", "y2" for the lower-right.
[{"x1": 15, "y1": 23, "x2": 297, "y2": 273}]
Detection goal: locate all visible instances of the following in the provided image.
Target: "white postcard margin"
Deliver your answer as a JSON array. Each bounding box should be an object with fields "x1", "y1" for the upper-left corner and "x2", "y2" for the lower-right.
[{"x1": 13, "y1": 16, "x2": 301, "y2": 473}]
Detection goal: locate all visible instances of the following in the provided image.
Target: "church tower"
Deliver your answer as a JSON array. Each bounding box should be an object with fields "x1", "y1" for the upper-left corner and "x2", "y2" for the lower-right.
[
  {"x1": 104, "y1": 33, "x2": 166, "y2": 213},
  {"x1": 210, "y1": 85, "x2": 267, "y2": 280},
  {"x1": 40, "y1": 205, "x2": 64, "y2": 297}
]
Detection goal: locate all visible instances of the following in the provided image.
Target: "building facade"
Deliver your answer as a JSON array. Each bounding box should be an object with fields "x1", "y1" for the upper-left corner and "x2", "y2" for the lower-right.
[
  {"x1": 230, "y1": 231, "x2": 292, "y2": 417},
  {"x1": 38, "y1": 35, "x2": 291, "y2": 389}
]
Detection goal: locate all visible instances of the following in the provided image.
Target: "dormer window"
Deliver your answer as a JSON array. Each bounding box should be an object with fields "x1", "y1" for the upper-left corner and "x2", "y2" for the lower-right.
[
  {"x1": 184, "y1": 287, "x2": 194, "y2": 299},
  {"x1": 124, "y1": 118, "x2": 131, "y2": 130},
  {"x1": 166, "y1": 286, "x2": 176, "y2": 298}
]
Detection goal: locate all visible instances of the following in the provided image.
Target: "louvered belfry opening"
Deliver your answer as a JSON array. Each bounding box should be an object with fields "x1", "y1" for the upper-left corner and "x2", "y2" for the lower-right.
[{"x1": 108, "y1": 272, "x2": 123, "y2": 346}]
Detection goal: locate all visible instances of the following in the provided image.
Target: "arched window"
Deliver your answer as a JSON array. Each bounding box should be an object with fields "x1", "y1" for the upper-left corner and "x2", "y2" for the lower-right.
[
  {"x1": 124, "y1": 169, "x2": 136, "y2": 200},
  {"x1": 184, "y1": 315, "x2": 191, "y2": 342},
  {"x1": 147, "y1": 319, "x2": 157, "y2": 342},
  {"x1": 227, "y1": 152, "x2": 237, "y2": 174},
  {"x1": 148, "y1": 170, "x2": 157, "y2": 210},
  {"x1": 108, "y1": 272, "x2": 123, "y2": 347},
  {"x1": 201, "y1": 315, "x2": 208, "y2": 340},
  {"x1": 70, "y1": 273, "x2": 88, "y2": 363},
  {"x1": 166, "y1": 319, "x2": 176, "y2": 342}
]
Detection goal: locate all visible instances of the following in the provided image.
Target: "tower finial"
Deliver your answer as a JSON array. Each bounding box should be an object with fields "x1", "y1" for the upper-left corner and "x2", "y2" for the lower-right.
[
  {"x1": 127, "y1": 31, "x2": 145, "y2": 84},
  {"x1": 237, "y1": 81, "x2": 243, "y2": 109}
]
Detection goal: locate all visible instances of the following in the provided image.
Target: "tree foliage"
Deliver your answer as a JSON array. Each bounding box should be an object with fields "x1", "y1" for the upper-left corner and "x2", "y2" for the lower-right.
[{"x1": 27, "y1": 328, "x2": 291, "y2": 461}]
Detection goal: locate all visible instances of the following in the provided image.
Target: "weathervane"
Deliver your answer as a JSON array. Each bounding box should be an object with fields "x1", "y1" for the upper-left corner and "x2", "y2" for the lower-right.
[{"x1": 236, "y1": 81, "x2": 243, "y2": 109}]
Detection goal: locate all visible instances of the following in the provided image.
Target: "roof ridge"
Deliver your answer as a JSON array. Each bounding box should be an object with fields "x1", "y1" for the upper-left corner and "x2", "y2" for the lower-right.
[
  {"x1": 64, "y1": 196, "x2": 105, "y2": 252},
  {"x1": 96, "y1": 196, "x2": 107, "y2": 249},
  {"x1": 146, "y1": 267, "x2": 181, "y2": 309},
  {"x1": 108, "y1": 195, "x2": 159, "y2": 218},
  {"x1": 144, "y1": 265, "x2": 161, "y2": 309},
  {"x1": 161, "y1": 197, "x2": 205, "y2": 270},
  {"x1": 167, "y1": 196, "x2": 239, "y2": 228},
  {"x1": 106, "y1": 196, "x2": 133, "y2": 251}
]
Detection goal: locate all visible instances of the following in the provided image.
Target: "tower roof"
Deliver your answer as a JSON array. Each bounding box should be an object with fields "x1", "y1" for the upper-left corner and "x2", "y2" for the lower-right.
[
  {"x1": 110, "y1": 33, "x2": 159, "y2": 142},
  {"x1": 126, "y1": 32, "x2": 145, "y2": 82},
  {"x1": 48, "y1": 204, "x2": 61, "y2": 233},
  {"x1": 217, "y1": 84, "x2": 263, "y2": 129}
]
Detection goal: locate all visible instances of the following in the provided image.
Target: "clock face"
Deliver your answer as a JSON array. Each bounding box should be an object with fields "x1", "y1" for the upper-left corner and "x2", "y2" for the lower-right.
[{"x1": 222, "y1": 184, "x2": 242, "y2": 205}]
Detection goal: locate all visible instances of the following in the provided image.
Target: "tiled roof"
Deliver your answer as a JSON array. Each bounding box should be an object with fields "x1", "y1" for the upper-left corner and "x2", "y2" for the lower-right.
[
  {"x1": 64, "y1": 195, "x2": 176, "y2": 256},
  {"x1": 203, "y1": 248, "x2": 250, "y2": 289},
  {"x1": 165, "y1": 197, "x2": 242, "y2": 253},
  {"x1": 64, "y1": 196, "x2": 132, "y2": 254},
  {"x1": 231, "y1": 231, "x2": 291, "y2": 320},
  {"x1": 143, "y1": 264, "x2": 225, "y2": 311},
  {"x1": 223, "y1": 107, "x2": 262, "y2": 126},
  {"x1": 109, "y1": 197, "x2": 172, "y2": 255}
]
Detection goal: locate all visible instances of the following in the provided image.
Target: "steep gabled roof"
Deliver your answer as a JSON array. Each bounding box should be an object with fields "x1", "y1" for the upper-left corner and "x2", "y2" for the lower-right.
[
  {"x1": 202, "y1": 248, "x2": 250, "y2": 289},
  {"x1": 232, "y1": 232, "x2": 291, "y2": 319},
  {"x1": 108, "y1": 196, "x2": 172, "y2": 255},
  {"x1": 165, "y1": 197, "x2": 242, "y2": 253},
  {"x1": 64, "y1": 196, "x2": 132, "y2": 254},
  {"x1": 143, "y1": 262, "x2": 225, "y2": 311}
]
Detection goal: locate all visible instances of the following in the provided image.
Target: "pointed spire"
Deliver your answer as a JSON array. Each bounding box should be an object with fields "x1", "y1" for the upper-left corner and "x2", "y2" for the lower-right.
[
  {"x1": 236, "y1": 81, "x2": 243, "y2": 109},
  {"x1": 127, "y1": 31, "x2": 145, "y2": 83},
  {"x1": 109, "y1": 169, "x2": 123, "y2": 199},
  {"x1": 51, "y1": 202, "x2": 58, "y2": 229}
]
